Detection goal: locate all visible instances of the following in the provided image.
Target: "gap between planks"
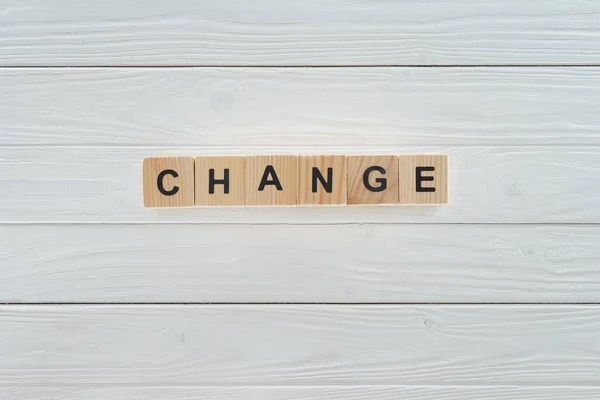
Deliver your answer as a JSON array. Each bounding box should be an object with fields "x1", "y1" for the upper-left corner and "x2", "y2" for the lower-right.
[
  {"x1": 2, "y1": 64, "x2": 600, "y2": 68},
  {"x1": 2, "y1": 222, "x2": 600, "y2": 226},
  {"x1": 3, "y1": 144, "x2": 600, "y2": 148},
  {"x1": 5, "y1": 303, "x2": 600, "y2": 306}
]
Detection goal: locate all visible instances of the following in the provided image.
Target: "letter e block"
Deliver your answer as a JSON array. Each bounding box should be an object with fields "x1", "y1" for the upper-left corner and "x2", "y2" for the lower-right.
[
  {"x1": 143, "y1": 156, "x2": 194, "y2": 208},
  {"x1": 398, "y1": 155, "x2": 448, "y2": 204},
  {"x1": 347, "y1": 155, "x2": 399, "y2": 205},
  {"x1": 298, "y1": 155, "x2": 347, "y2": 206},
  {"x1": 195, "y1": 156, "x2": 246, "y2": 206},
  {"x1": 247, "y1": 155, "x2": 297, "y2": 206}
]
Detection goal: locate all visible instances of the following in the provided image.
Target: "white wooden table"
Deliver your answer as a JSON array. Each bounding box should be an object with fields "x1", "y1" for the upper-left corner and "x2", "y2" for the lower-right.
[{"x1": 1, "y1": 1, "x2": 600, "y2": 398}]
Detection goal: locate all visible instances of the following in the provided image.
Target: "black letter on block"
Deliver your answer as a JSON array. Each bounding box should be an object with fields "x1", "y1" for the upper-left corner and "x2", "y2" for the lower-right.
[
  {"x1": 363, "y1": 166, "x2": 387, "y2": 192},
  {"x1": 258, "y1": 165, "x2": 283, "y2": 191},
  {"x1": 416, "y1": 166, "x2": 435, "y2": 192},
  {"x1": 209, "y1": 168, "x2": 230, "y2": 194},
  {"x1": 157, "y1": 169, "x2": 179, "y2": 196},
  {"x1": 312, "y1": 167, "x2": 333, "y2": 193}
]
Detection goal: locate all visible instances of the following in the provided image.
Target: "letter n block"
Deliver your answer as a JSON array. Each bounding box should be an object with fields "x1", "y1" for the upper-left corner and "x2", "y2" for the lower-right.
[
  {"x1": 347, "y1": 155, "x2": 399, "y2": 205},
  {"x1": 195, "y1": 156, "x2": 246, "y2": 206},
  {"x1": 398, "y1": 155, "x2": 448, "y2": 204},
  {"x1": 143, "y1": 156, "x2": 195, "y2": 208},
  {"x1": 246, "y1": 155, "x2": 297, "y2": 206},
  {"x1": 298, "y1": 155, "x2": 347, "y2": 205}
]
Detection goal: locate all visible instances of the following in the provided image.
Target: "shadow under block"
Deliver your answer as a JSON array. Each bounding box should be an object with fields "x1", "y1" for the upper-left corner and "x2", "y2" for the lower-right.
[
  {"x1": 143, "y1": 157, "x2": 195, "y2": 208},
  {"x1": 298, "y1": 155, "x2": 347, "y2": 205},
  {"x1": 399, "y1": 154, "x2": 448, "y2": 204},
  {"x1": 195, "y1": 156, "x2": 246, "y2": 206},
  {"x1": 246, "y1": 155, "x2": 298, "y2": 206},
  {"x1": 347, "y1": 155, "x2": 399, "y2": 205}
]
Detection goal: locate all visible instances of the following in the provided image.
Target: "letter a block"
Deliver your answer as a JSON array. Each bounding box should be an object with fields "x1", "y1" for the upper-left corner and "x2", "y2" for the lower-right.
[
  {"x1": 143, "y1": 156, "x2": 195, "y2": 207},
  {"x1": 399, "y1": 155, "x2": 448, "y2": 204},
  {"x1": 298, "y1": 155, "x2": 347, "y2": 205},
  {"x1": 347, "y1": 155, "x2": 399, "y2": 205},
  {"x1": 246, "y1": 155, "x2": 297, "y2": 206},
  {"x1": 195, "y1": 156, "x2": 246, "y2": 206}
]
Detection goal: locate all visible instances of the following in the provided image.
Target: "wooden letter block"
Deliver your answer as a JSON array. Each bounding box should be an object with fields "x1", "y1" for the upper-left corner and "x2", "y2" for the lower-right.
[
  {"x1": 246, "y1": 155, "x2": 297, "y2": 206},
  {"x1": 347, "y1": 155, "x2": 399, "y2": 205},
  {"x1": 398, "y1": 154, "x2": 448, "y2": 204},
  {"x1": 298, "y1": 155, "x2": 347, "y2": 206},
  {"x1": 195, "y1": 156, "x2": 246, "y2": 206},
  {"x1": 143, "y1": 156, "x2": 194, "y2": 208}
]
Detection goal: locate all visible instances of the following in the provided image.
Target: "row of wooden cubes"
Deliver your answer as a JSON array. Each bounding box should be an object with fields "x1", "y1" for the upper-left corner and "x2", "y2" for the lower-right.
[{"x1": 143, "y1": 155, "x2": 448, "y2": 207}]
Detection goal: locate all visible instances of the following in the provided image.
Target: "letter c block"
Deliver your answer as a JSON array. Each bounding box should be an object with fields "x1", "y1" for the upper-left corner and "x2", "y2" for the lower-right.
[{"x1": 143, "y1": 156, "x2": 195, "y2": 207}]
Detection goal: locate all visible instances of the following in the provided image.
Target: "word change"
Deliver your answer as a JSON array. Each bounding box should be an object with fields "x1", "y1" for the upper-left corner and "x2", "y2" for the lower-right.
[{"x1": 143, "y1": 155, "x2": 448, "y2": 207}]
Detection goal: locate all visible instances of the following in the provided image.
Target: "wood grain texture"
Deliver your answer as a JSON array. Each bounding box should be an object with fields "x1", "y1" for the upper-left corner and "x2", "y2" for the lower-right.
[
  {"x1": 4, "y1": 1, "x2": 600, "y2": 392},
  {"x1": 399, "y1": 155, "x2": 448, "y2": 204},
  {"x1": 246, "y1": 155, "x2": 298, "y2": 206},
  {"x1": 1, "y1": 0, "x2": 599, "y2": 66},
  {"x1": 3, "y1": 67, "x2": 600, "y2": 146},
  {"x1": 0, "y1": 146, "x2": 598, "y2": 223},
  {"x1": 2, "y1": 224, "x2": 600, "y2": 303},
  {"x1": 3, "y1": 386, "x2": 600, "y2": 400},
  {"x1": 143, "y1": 157, "x2": 195, "y2": 207},
  {"x1": 298, "y1": 155, "x2": 347, "y2": 206},
  {"x1": 195, "y1": 156, "x2": 246, "y2": 206},
  {"x1": 1, "y1": 305, "x2": 600, "y2": 385},
  {"x1": 348, "y1": 155, "x2": 399, "y2": 205}
]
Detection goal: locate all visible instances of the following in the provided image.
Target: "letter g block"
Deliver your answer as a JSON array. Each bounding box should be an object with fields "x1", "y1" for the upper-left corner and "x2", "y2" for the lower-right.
[{"x1": 347, "y1": 155, "x2": 399, "y2": 205}]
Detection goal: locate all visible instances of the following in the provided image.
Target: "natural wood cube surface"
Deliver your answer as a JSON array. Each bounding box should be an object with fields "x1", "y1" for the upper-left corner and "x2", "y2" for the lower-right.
[
  {"x1": 143, "y1": 156, "x2": 195, "y2": 208},
  {"x1": 398, "y1": 154, "x2": 448, "y2": 204},
  {"x1": 195, "y1": 156, "x2": 246, "y2": 206},
  {"x1": 246, "y1": 155, "x2": 297, "y2": 206},
  {"x1": 298, "y1": 155, "x2": 347, "y2": 205},
  {"x1": 347, "y1": 155, "x2": 399, "y2": 205}
]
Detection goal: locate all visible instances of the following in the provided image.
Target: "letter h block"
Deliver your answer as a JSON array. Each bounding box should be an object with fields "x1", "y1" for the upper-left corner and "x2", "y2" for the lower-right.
[{"x1": 195, "y1": 156, "x2": 246, "y2": 206}]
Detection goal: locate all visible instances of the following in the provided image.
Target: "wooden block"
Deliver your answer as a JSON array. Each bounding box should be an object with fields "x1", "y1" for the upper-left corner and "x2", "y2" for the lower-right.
[
  {"x1": 399, "y1": 154, "x2": 448, "y2": 204},
  {"x1": 195, "y1": 156, "x2": 246, "y2": 206},
  {"x1": 246, "y1": 155, "x2": 297, "y2": 206},
  {"x1": 298, "y1": 155, "x2": 347, "y2": 206},
  {"x1": 143, "y1": 156, "x2": 194, "y2": 208},
  {"x1": 347, "y1": 155, "x2": 399, "y2": 205}
]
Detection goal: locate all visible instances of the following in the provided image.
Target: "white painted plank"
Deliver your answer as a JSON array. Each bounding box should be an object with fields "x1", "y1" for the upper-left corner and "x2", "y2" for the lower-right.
[
  {"x1": 2, "y1": 67, "x2": 600, "y2": 146},
  {"x1": 2, "y1": 225, "x2": 600, "y2": 303},
  {"x1": 2, "y1": 386, "x2": 600, "y2": 400},
  {"x1": 2, "y1": 305, "x2": 600, "y2": 385},
  {"x1": 0, "y1": 146, "x2": 598, "y2": 223},
  {"x1": 1, "y1": 0, "x2": 599, "y2": 66}
]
